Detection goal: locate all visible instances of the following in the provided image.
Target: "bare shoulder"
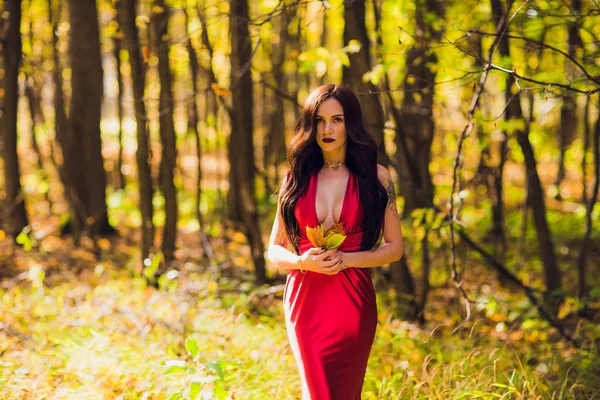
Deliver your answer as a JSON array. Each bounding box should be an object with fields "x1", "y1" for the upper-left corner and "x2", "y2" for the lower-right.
[{"x1": 376, "y1": 164, "x2": 392, "y2": 185}]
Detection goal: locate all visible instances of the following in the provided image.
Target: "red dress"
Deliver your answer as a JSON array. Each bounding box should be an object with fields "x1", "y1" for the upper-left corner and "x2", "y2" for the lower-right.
[{"x1": 284, "y1": 171, "x2": 378, "y2": 399}]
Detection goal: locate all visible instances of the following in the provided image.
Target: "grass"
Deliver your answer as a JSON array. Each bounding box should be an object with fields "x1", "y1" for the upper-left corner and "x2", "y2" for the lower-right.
[{"x1": 1, "y1": 253, "x2": 598, "y2": 399}]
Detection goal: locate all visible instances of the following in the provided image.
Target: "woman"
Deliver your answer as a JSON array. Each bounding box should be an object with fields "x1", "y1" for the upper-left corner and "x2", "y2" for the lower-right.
[{"x1": 267, "y1": 84, "x2": 404, "y2": 399}]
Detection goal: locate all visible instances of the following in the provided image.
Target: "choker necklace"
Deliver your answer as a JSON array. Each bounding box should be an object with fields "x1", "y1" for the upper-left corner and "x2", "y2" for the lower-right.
[{"x1": 324, "y1": 161, "x2": 345, "y2": 168}]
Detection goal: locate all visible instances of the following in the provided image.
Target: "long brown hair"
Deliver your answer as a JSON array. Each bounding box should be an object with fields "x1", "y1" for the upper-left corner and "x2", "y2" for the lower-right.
[{"x1": 279, "y1": 84, "x2": 388, "y2": 254}]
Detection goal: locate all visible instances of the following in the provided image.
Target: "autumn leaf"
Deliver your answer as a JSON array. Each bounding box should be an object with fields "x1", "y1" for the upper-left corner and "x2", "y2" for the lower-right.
[
  {"x1": 306, "y1": 223, "x2": 346, "y2": 249},
  {"x1": 142, "y1": 46, "x2": 150, "y2": 63},
  {"x1": 211, "y1": 83, "x2": 231, "y2": 97},
  {"x1": 306, "y1": 224, "x2": 326, "y2": 248},
  {"x1": 326, "y1": 223, "x2": 345, "y2": 236},
  {"x1": 325, "y1": 233, "x2": 345, "y2": 249}
]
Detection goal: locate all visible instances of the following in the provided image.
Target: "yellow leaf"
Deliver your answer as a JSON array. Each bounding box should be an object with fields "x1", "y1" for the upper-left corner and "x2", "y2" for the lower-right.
[
  {"x1": 306, "y1": 225, "x2": 326, "y2": 248},
  {"x1": 142, "y1": 46, "x2": 151, "y2": 63},
  {"x1": 325, "y1": 233, "x2": 346, "y2": 249},
  {"x1": 0, "y1": 230, "x2": 5, "y2": 241},
  {"x1": 211, "y1": 82, "x2": 231, "y2": 97},
  {"x1": 98, "y1": 238, "x2": 110, "y2": 250},
  {"x1": 325, "y1": 223, "x2": 345, "y2": 236},
  {"x1": 152, "y1": 5, "x2": 165, "y2": 13}
]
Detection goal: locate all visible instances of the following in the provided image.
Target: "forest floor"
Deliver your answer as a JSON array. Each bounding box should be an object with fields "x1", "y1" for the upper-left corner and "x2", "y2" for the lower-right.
[{"x1": 1, "y1": 216, "x2": 599, "y2": 399}]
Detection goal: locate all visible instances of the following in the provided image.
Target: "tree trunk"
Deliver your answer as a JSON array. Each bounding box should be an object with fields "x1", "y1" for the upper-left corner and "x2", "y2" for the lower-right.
[
  {"x1": 183, "y1": 6, "x2": 203, "y2": 230},
  {"x1": 24, "y1": 75, "x2": 52, "y2": 207},
  {"x1": 67, "y1": 0, "x2": 114, "y2": 235},
  {"x1": 150, "y1": 0, "x2": 178, "y2": 265},
  {"x1": 576, "y1": 101, "x2": 599, "y2": 300},
  {"x1": 229, "y1": 0, "x2": 267, "y2": 284},
  {"x1": 342, "y1": 0, "x2": 389, "y2": 166},
  {"x1": 491, "y1": 0, "x2": 562, "y2": 311},
  {"x1": 117, "y1": 0, "x2": 154, "y2": 260},
  {"x1": 373, "y1": 0, "x2": 416, "y2": 319},
  {"x1": 264, "y1": 7, "x2": 288, "y2": 184},
  {"x1": 1, "y1": 0, "x2": 29, "y2": 238},
  {"x1": 555, "y1": 0, "x2": 582, "y2": 199},
  {"x1": 48, "y1": 0, "x2": 84, "y2": 244},
  {"x1": 394, "y1": 0, "x2": 443, "y2": 213},
  {"x1": 113, "y1": 20, "x2": 126, "y2": 190}
]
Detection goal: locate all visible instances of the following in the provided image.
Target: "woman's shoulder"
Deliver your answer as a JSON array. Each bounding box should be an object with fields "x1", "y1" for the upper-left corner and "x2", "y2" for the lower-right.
[{"x1": 376, "y1": 164, "x2": 391, "y2": 183}]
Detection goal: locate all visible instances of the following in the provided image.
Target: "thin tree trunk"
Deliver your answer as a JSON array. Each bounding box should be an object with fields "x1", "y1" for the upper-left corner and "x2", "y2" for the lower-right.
[
  {"x1": 183, "y1": 5, "x2": 203, "y2": 230},
  {"x1": 342, "y1": 0, "x2": 389, "y2": 167},
  {"x1": 229, "y1": 0, "x2": 267, "y2": 284},
  {"x1": 491, "y1": 0, "x2": 562, "y2": 311},
  {"x1": 24, "y1": 76, "x2": 52, "y2": 207},
  {"x1": 1, "y1": 0, "x2": 29, "y2": 237},
  {"x1": 581, "y1": 96, "x2": 591, "y2": 205},
  {"x1": 264, "y1": 7, "x2": 288, "y2": 186},
  {"x1": 67, "y1": 0, "x2": 114, "y2": 236},
  {"x1": 150, "y1": 0, "x2": 178, "y2": 265},
  {"x1": 117, "y1": 0, "x2": 154, "y2": 260},
  {"x1": 373, "y1": 0, "x2": 416, "y2": 319},
  {"x1": 393, "y1": 0, "x2": 443, "y2": 212},
  {"x1": 576, "y1": 102, "x2": 599, "y2": 299},
  {"x1": 318, "y1": 9, "x2": 327, "y2": 86},
  {"x1": 113, "y1": 19, "x2": 126, "y2": 190},
  {"x1": 555, "y1": 0, "x2": 582, "y2": 198},
  {"x1": 48, "y1": 0, "x2": 83, "y2": 244}
]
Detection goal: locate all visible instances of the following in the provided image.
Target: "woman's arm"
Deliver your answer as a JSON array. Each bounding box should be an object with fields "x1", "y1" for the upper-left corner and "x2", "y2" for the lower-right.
[
  {"x1": 341, "y1": 164, "x2": 404, "y2": 269},
  {"x1": 266, "y1": 179, "x2": 303, "y2": 272}
]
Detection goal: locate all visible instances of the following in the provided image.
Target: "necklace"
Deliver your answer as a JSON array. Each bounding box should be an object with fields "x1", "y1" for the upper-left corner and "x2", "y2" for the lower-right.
[{"x1": 324, "y1": 160, "x2": 345, "y2": 168}]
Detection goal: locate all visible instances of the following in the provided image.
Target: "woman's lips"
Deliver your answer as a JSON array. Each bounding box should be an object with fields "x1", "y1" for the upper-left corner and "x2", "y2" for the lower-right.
[{"x1": 322, "y1": 138, "x2": 335, "y2": 143}]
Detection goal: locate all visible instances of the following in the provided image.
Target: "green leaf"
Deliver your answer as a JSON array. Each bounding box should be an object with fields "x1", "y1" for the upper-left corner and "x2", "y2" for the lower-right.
[
  {"x1": 325, "y1": 233, "x2": 346, "y2": 249},
  {"x1": 163, "y1": 360, "x2": 192, "y2": 374},
  {"x1": 185, "y1": 337, "x2": 200, "y2": 359},
  {"x1": 205, "y1": 360, "x2": 225, "y2": 380},
  {"x1": 214, "y1": 381, "x2": 229, "y2": 400},
  {"x1": 167, "y1": 392, "x2": 184, "y2": 400},
  {"x1": 16, "y1": 228, "x2": 33, "y2": 252},
  {"x1": 189, "y1": 381, "x2": 201, "y2": 399}
]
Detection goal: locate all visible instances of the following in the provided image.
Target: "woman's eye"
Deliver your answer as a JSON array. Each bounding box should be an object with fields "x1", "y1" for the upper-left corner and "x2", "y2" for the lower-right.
[
  {"x1": 316, "y1": 119, "x2": 324, "y2": 124},
  {"x1": 334, "y1": 118, "x2": 343, "y2": 123}
]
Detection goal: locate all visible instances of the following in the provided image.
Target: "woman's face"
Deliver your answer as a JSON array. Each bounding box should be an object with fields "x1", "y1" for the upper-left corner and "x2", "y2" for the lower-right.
[{"x1": 315, "y1": 97, "x2": 346, "y2": 154}]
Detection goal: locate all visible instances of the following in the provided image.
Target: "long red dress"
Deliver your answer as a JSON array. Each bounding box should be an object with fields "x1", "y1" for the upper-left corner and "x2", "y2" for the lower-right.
[{"x1": 284, "y1": 170, "x2": 378, "y2": 399}]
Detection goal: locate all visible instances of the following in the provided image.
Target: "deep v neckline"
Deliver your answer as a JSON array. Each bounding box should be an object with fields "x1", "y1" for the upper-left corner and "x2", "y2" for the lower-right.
[{"x1": 314, "y1": 170, "x2": 352, "y2": 229}]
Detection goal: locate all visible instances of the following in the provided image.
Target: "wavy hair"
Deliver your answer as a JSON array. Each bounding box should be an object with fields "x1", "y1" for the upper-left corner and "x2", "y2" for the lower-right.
[{"x1": 279, "y1": 84, "x2": 388, "y2": 254}]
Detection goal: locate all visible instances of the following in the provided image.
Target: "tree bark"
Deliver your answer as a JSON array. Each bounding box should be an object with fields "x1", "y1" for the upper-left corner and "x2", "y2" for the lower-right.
[
  {"x1": 342, "y1": 0, "x2": 389, "y2": 167},
  {"x1": 183, "y1": 6, "x2": 203, "y2": 229},
  {"x1": 229, "y1": 0, "x2": 267, "y2": 284},
  {"x1": 577, "y1": 101, "x2": 599, "y2": 299},
  {"x1": 264, "y1": 7, "x2": 288, "y2": 184},
  {"x1": 555, "y1": 0, "x2": 582, "y2": 198},
  {"x1": 117, "y1": 0, "x2": 154, "y2": 260},
  {"x1": 150, "y1": 0, "x2": 178, "y2": 265},
  {"x1": 393, "y1": 0, "x2": 443, "y2": 213},
  {"x1": 48, "y1": 0, "x2": 84, "y2": 244},
  {"x1": 1, "y1": 0, "x2": 29, "y2": 237},
  {"x1": 373, "y1": 0, "x2": 416, "y2": 319},
  {"x1": 113, "y1": 19, "x2": 126, "y2": 190},
  {"x1": 491, "y1": 0, "x2": 562, "y2": 310},
  {"x1": 67, "y1": 0, "x2": 114, "y2": 235}
]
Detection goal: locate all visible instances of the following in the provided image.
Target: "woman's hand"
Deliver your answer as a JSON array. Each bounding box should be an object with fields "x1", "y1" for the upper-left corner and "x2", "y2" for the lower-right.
[
  {"x1": 321, "y1": 250, "x2": 348, "y2": 275},
  {"x1": 299, "y1": 247, "x2": 342, "y2": 274}
]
